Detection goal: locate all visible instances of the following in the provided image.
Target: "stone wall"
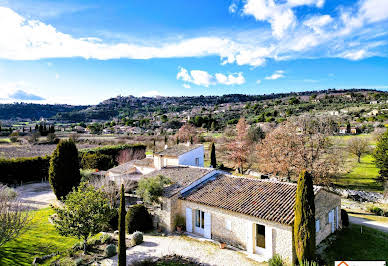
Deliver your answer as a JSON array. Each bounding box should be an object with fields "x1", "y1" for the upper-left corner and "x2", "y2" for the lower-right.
[
  {"x1": 178, "y1": 200, "x2": 294, "y2": 262},
  {"x1": 315, "y1": 190, "x2": 342, "y2": 244}
]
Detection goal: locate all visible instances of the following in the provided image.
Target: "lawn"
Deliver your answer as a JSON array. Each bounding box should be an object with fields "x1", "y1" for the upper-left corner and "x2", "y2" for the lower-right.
[
  {"x1": 319, "y1": 224, "x2": 388, "y2": 263},
  {"x1": 334, "y1": 154, "x2": 382, "y2": 192},
  {"x1": 0, "y1": 208, "x2": 78, "y2": 265}
]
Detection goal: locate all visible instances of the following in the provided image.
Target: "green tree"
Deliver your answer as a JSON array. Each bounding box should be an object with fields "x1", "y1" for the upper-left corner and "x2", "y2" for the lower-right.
[
  {"x1": 118, "y1": 184, "x2": 126, "y2": 266},
  {"x1": 373, "y1": 130, "x2": 388, "y2": 199},
  {"x1": 136, "y1": 175, "x2": 171, "y2": 204},
  {"x1": 49, "y1": 139, "x2": 81, "y2": 199},
  {"x1": 210, "y1": 142, "x2": 217, "y2": 168},
  {"x1": 52, "y1": 182, "x2": 115, "y2": 253},
  {"x1": 294, "y1": 170, "x2": 316, "y2": 264}
]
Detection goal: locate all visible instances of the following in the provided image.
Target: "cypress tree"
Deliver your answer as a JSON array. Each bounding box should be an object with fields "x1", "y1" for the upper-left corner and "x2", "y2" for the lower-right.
[
  {"x1": 49, "y1": 139, "x2": 81, "y2": 200},
  {"x1": 118, "y1": 184, "x2": 126, "y2": 266},
  {"x1": 164, "y1": 135, "x2": 168, "y2": 145},
  {"x1": 294, "y1": 170, "x2": 316, "y2": 264},
  {"x1": 210, "y1": 142, "x2": 217, "y2": 168}
]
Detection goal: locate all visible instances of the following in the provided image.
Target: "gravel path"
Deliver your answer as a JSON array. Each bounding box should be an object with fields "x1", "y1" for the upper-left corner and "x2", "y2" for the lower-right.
[
  {"x1": 349, "y1": 216, "x2": 388, "y2": 233},
  {"x1": 99, "y1": 235, "x2": 264, "y2": 266},
  {"x1": 15, "y1": 182, "x2": 57, "y2": 209}
]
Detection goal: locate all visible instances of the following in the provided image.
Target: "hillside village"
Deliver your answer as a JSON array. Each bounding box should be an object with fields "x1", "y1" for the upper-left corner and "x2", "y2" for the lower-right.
[{"x1": 1, "y1": 90, "x2": 388, "y2": 265}]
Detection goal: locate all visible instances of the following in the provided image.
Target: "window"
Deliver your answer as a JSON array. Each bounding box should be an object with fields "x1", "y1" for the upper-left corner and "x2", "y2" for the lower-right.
[
  {"x1": 225, "y1": 219, "x2": 232, "y2": 231},
  {"x1": 256, "y1": 224, "x2": 265, "y2": 248},
  {"x1": 195, "y1": 210, "x2": 205, "y2": 229},
  {"x1": 316, "y1": 219, "x2": 320, "y2": 232},
  {"x1": 195, "y1": 158, "x2": 199, "y2": 166}
]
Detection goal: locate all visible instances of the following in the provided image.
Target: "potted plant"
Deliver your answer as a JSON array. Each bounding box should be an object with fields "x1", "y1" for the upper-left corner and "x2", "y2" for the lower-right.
[
  {"x1": 219, "y1": 242, "x2": 227, "y2": 249},
  {"x1": 174, "y1": 215, "x2": 185, "y2": 233}
]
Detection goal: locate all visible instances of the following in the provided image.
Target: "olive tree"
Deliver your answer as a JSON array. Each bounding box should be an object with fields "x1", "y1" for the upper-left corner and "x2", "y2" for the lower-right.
[{"x1": 52, "y1": 182, "x2": 115, "y2": 253}]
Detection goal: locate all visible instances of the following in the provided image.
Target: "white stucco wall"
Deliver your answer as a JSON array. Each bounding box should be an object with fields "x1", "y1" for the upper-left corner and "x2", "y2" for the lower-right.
[{"x1": 178, "y1": 146, "x2": 204, "y2": 167}]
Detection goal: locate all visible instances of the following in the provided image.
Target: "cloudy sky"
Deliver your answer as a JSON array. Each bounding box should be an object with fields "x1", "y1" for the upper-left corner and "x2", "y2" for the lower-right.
[{"x1": 0, "y1": 0, "x2": 387, "y2": 105}]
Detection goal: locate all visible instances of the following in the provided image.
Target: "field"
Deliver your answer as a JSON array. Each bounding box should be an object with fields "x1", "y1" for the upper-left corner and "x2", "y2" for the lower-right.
[
  {"x1": 319, "y1": 224, "x2": 388, "y2": 263},
  {"x1": 0, "y1": 143, "x2": 99, "y2": 159},
  {"x1": 331, "y1": 134, "x2": 382, "y2": 192},
  {"x1": 0, "y1": 208, "x2": 78, "y2": 265}
]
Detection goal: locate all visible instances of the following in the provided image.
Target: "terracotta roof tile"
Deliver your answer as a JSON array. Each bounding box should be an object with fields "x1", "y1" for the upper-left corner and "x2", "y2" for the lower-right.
[{"x1": 180, "y1": 174, "x2": 321, "y2": 225}]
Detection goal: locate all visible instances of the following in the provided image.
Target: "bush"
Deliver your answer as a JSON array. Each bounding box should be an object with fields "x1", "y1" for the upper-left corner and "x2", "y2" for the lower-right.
[
  {"x1": 136, "y1": 175, "x2": 171, "y2": 204},
  {"x1": 80, "y1": 152, "x2": 114, "y2": 171},
  {"x1": 131, "y1": 231, "x2": 143, "y2": 246},
  {"x1": 0, "y1": 156, "x2": 50, "y2": 185},
  {"x1": 125, "y1": 204, "x2": 153, "y2": 234},
  {"x1": 300, "y1": 260, "x2": 319, "y2": 266},
  {"x1": 268, "y1": 254, "x2": 284, "y2": 266},
  {"x1": 105, "y1": 244, "x2": 117, "y2": 257},
  {"x1": 100, "y1": 233, "x2": 113, "y2": 244},
  {"x1": 369, "y1": 206, "x2": 384, "y2": 216},
  {"x1": 80, "y1": 144, "x2": 146, "y2": 162},
  {"x1": 9, "y1": 132, "x2": 19, "y2": 143},
  {"x1": 341, "y1": 209, "x2": 349, "y2": 227},
  {"x1": 174, "y1": 215, "x2": 185, "y2": 229},
  {"x1": 49, "y1": 139, "x2": 81, "y2": 199}
]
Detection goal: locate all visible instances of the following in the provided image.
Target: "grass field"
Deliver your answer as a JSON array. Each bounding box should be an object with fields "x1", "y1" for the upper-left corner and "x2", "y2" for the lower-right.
[
  {"x1": 0, "y1": 208, "x2": 78, "y2": 265},
  {"x1": 334, "y1": 154, "x2": 382, "y2": 192},
  {"x1": 320, "y1": 224, "x2": 388, "y2": 263}
]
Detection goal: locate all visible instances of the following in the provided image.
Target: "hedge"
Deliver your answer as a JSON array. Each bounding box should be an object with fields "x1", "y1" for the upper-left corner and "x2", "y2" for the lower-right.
[{"x1": 0, "y1": 144, "x2": 146, "y2": 185}]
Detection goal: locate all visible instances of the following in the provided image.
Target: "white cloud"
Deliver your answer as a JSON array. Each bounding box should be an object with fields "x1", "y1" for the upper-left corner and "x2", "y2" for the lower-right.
[
  {"x1": 256, "y1": 80, "x2": 262, "y2": 85},
  {"x1": 265, "y1": 70, "x2": 285, "y2": 80},
  {"x1": 183, "y1": 83, "x2": 191, "y2": 89},
  {"x1": 0, "y1": 81, "x2": 45, "y2": 102},
  {"x1": 177, "y1": 67, "x2": 245, "y2": 87},
  {"x1": 229, "y1": 2, "x2": 238, "y2": 13},
  {"x1": 140, "y1": 90, "x2": 161, "y2": 97},
  {"x1": 55, "y1": 73, "x2": 60, "y2": 79},
  {"x1": 0, "y1": 2, "x2": 387, "y2": 68},
  {"x1": 215, "y1": 72, "x2": 245, "y2": 85}
]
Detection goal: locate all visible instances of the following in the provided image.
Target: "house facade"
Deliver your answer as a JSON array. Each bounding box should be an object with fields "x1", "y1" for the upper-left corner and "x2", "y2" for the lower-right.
[{"x1": 151, "y1": 168, "x2": 341, "y2": 263}]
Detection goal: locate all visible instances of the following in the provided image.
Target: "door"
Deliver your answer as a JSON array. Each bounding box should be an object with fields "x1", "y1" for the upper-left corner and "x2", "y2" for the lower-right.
[
  {"x1": 329, "y1": 209, "x2": 335, "y2": 233},
  {"x1": 255, "y1": 224, "x2": 266, "y2": 255},
  {"x1": 186, "y1": 208, "x2": 192, "y2": 233},
  {"x1": 194, "y1": 209, "x2": 205, "y2": 235},
  {"x1": 204, "y1": 212, "x2": 211, "y2": 239}
]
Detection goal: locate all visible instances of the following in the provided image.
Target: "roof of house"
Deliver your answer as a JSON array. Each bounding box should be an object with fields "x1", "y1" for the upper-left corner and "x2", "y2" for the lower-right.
[
  {"x1": 108, "y1": 158, "x2": 155, "y2": 174},
  {"x1": 154, "y1": 144, "x2": 203, "y2": 157},
  {"x1": 180, "y1": 174, "x2": 322, "y2": 225},
  {"x1": 142, "y1": 166, "x2": 214, "y2": 198}
]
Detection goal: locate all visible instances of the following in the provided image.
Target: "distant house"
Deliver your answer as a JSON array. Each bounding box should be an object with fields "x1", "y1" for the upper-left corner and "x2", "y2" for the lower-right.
[
  {"x1": 153, "y1": 144, "x2": 204, "y2": 169},
  {"x1": 339, "y1": 127, "x2": 347, "y2": 134},
  {"x1": 149, "y1": 167, "x2": 341, "y2": 262},
  {"x1": 102, "y1": 128, "x2": 112, "y2": 134}
]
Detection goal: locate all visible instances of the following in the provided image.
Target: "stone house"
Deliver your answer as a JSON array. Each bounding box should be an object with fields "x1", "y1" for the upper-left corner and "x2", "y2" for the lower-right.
[{"x1": 149, "y1": 167, "x2": 341, "y2": 263}]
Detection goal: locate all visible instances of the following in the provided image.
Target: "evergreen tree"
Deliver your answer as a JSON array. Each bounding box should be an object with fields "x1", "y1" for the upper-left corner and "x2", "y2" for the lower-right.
[
  {"x1": 49, "y1": 139, "x2": 81, "y2": 199},
  {"x1": 373, "y1": 130, "x2": 388, "y2": 199},
  {"x1": 164, "y1": 135, "x2": 168, "y2": 145},
  {"x1": 210, "y1": 142, "x2": 217, "y2": 168},
  {"x1": 118, "y1": 184, "x2": 126, "y2": 266},
  {"x1": 294, "y1": 170, "x2": 316, "y2": 264}
]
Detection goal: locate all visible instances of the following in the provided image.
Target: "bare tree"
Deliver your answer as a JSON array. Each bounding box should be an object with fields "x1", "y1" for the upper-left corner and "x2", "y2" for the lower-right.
[
  {"x1": 227, "y1": 118, "x2": 249, "y2": 173},
  {"x1": 176, "y1": 124, "x2": 197, "y2": 143},
  {"x1": 257, "y1": 116, "x2": 343, "y2": 184},
  {"x1": 347, "y1": 137, "x2": 370, "y2": 163},
  {"x1": 116, "y1": 148, "x2": 146, "y2": 165},
  {"x1": 0, "y1": 184, "x2": 31, "y2": 246}
]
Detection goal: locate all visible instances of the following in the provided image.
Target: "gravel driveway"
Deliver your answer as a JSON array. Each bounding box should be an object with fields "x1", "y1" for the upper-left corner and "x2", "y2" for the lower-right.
[
  {"x1": 99, "y1": 235, "x2": 265, "y2": 266},
  {"x1": 15, "y1": 182, "x2": 57, "y2": 209},
  {"x1": 349, "y1": 215, "x2": 388, "y2": 233}
]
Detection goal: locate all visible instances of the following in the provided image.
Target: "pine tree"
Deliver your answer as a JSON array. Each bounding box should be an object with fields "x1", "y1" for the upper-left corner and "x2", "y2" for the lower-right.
[
  {"x1": 210, "y1": 142, "x2": 217, "y2": 168},
  {"x1": 373, "y1": 130, "x2": 388, "y2": 199},
  {"x1": 118, "y1": 184, "x2": 126, "y2": 266},
  {"x1": 49, "y1": 139, "x2": 81, "y2": 199},
  {"x1": 294, "y1": 170, "x2": 316, "y2": 264}
]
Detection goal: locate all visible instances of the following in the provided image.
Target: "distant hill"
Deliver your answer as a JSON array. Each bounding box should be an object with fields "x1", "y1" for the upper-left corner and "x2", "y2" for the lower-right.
[
  {"x1": 0, "y1": 89, "x2": 384, "y2": 121},
  {"x1": 0, "y1": 103, "x2": 88, "y2": 121}
]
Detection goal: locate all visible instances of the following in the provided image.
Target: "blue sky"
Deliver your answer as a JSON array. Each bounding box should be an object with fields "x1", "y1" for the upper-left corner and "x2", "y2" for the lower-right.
[{"x1": 0, "y1": 0, "x2": 387, "y2": 105}]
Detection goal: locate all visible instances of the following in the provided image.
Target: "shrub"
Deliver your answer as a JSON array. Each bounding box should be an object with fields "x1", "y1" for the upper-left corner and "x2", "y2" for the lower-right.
[
  {"x1": 9, "y1": 132, "x2": 18, "y2": 143},
  {"x1": 341, "y1": 209, "x2": 349, "y2": 227},
  {"x1": 105, "y1": 244, "x2": 117, "y2": 257},
  {"x1": 0, "y1": 156, "x2": 50, "y2": 185},
  {"x1": 75, "y1": 258, "x2": 84, "y2": 266},
  {"x1": 174, "y1": 215, "x2": 185, "y2": 229},
  {"x1": 125, "y1": 204, "x2": 153, "y2": 234},
  {"x1": 268, "y1": 254, "x2": 284, "y2": 266},
  {"x1": 49, "y1": 139, "x2": 81, "y2": 200},
  {"x1": 131, "y1": 231, "x2": 143, "y2": 246},
  {"x1": 136, "y1": 175, "x2": 171, "y2": 204},
  {"x1": 80, "y1": 152, "x2": 114, "y2": 170},
  {"x1": 369, "y1": 206, "x2": 384, "y2": 216},
  {"x1": 100, "y1": 233, "x2": 113, "y2": 245},
  {"x1": 300, "y1": 260, "x2": 319, "y2": 266}
]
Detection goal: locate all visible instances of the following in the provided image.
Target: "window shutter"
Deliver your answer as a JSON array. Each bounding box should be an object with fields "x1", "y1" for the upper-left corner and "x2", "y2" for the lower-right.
[{"x1": 186, "y1": 208, "x2": 192, "y2": 232}]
